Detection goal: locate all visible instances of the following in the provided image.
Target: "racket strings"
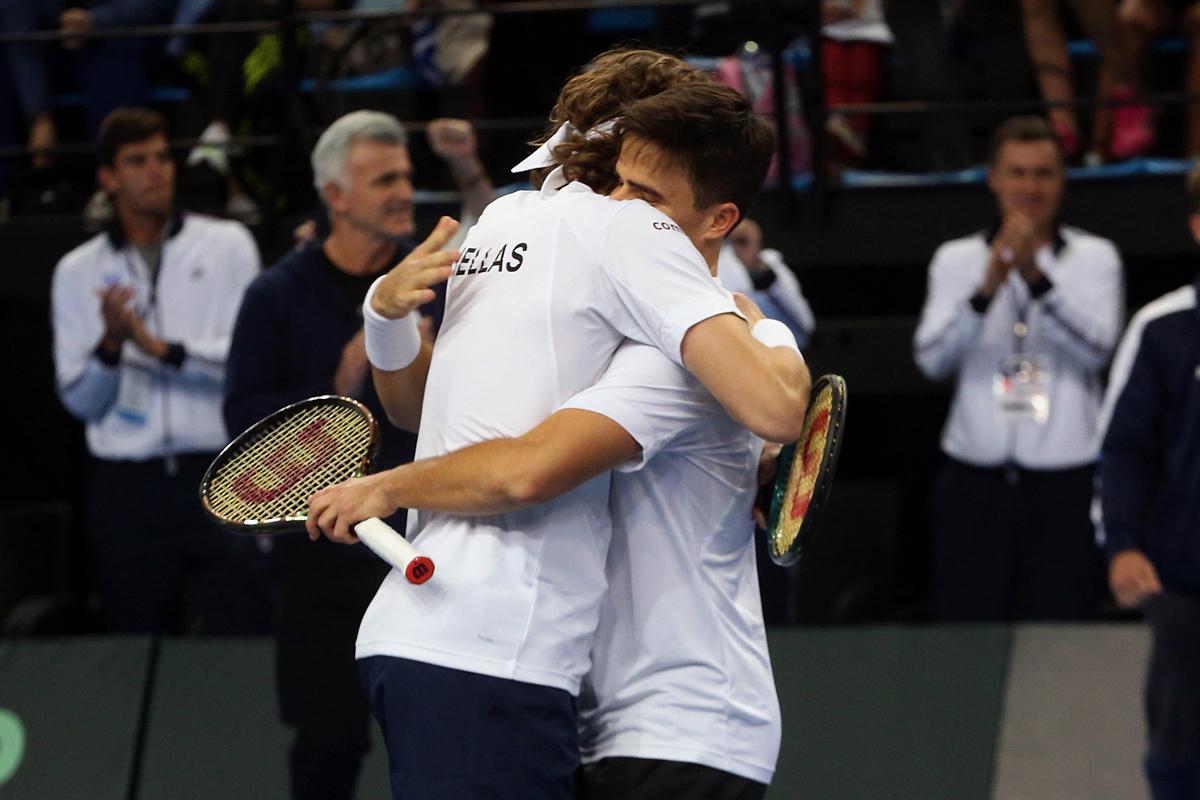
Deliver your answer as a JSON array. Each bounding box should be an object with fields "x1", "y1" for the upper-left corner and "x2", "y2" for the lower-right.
[
  {"x1": 770, "y1": 384, "x2": 835, "y2": 556},
  {"x1": 206, "y1": 403, "x2": 373, "y2": 524}
]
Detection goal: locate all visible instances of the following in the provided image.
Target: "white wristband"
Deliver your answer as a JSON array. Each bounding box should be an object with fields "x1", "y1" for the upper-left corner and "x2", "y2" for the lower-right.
[
  {"x1": 363, "y1": 275, "x2": 422, "y2": 371},
  {"x1": 751, "y1": 318, "x2": 801, "y2": 355}
]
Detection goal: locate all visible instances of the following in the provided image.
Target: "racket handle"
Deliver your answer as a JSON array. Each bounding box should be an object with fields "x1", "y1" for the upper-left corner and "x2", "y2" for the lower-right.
[{"x1": 354, "y1": 517, "x2": 435, "y2": 585}]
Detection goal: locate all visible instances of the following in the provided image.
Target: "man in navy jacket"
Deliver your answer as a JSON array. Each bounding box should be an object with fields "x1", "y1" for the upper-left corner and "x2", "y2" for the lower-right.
[{"x1": 1097, "y1": 166, "x2": 1200, "y2": 800}]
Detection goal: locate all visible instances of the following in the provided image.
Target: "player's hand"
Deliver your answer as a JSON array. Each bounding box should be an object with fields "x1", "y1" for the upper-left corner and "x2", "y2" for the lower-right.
[
  {"x1": 427, "y1": 118, "x2": 479, "y2": 164},
  {"x1": 752, "y1": 441, "x2": 783, "y2": 528},
  {"x1": 306, "y1": 472, "x2": 398, "y2": 545},
  {"x1": 1109, "y1": 549, "x2": 1163, "y2": 608},
  {"x1": 732, "y1": 292, "x2": 766, "y2": 328},
  {"x1": 370, "y1": 216, "x2": 460, "y2": 320}
]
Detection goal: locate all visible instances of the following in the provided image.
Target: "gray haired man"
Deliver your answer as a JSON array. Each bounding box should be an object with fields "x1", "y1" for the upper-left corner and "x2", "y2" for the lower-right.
[{"x1": 223, "y1": 110, "x2": 476, "y2": 800}]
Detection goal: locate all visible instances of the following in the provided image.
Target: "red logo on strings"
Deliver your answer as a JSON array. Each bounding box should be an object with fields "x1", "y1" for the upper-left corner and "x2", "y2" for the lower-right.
[
  {"x1": 789, "y1": 408, "x2": 830, "y2": 520},
  {"x1": 231, "y1": 418, "x2": 338, "y2": 504}
]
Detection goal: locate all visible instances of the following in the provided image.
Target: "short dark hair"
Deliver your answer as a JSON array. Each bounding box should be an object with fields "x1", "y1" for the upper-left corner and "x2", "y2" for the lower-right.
[
  {"x1": 616, "y1": 83, "x2": 777, "y2": 222},
  {"x1": 987, "y1": 115, "x2": 1063, "y2": 167},
  {"x1": 97, "y1": 107, "x2": 168, "y2": 167},
  {"x1": 1187, "y1": 162, "x2": 1200, "y2": 214}
]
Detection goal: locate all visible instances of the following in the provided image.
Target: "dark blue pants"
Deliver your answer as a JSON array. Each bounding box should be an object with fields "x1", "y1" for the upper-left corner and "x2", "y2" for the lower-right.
[
  {"x1": 87, "y1": 454, "x2": 272, "y2": 635},
  {"x1": 1144, "y1": 592, "x2": 1200, "y2": 800},
  {"x1": 931, "y1": 458, "x2": 1103, "y2": 621},
  {"x1": 358, "y1": 656, "x2": 579, "y2": 799}
]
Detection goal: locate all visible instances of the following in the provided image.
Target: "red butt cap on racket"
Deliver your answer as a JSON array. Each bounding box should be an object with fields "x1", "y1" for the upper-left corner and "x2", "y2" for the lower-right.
[
  {"x1": 406, "y1": 556, "x2": 435, "y2": 584},
  {"x1": 355, "y1": 517, "x2": 436, "y2": 585}
]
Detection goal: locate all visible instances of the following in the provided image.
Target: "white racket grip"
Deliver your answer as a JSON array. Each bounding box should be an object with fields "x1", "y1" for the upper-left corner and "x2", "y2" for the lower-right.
[{"x1": 354, "y1": 517, "x2": 435, "y2": 584}]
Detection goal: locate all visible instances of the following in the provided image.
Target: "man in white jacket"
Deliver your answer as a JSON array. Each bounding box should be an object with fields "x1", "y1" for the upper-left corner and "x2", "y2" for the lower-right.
[{"x1": 50, "y1": 107, "x2": 266, "y2": 634}]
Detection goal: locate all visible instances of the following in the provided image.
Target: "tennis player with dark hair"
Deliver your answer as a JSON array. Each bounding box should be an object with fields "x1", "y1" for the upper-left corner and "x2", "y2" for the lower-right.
[{"x1": 308, "y1": 61, "x2": 803, "y2": 798}]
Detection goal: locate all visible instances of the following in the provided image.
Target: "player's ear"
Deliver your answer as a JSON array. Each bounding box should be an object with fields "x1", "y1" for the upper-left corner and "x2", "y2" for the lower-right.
[
  {"x1": 706, "y1": 202, "x2": 741, "y2": 243},
  {"x1": 1189, "y1": 213, "x2": 1200, "y2": 246}
]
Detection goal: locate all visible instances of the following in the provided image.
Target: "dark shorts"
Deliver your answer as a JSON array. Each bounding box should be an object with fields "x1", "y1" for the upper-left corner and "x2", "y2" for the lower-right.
[
  {"x1": 576, "y1": 756, "x2": 768, "y2": 800},
  {"x1": 358, "y1": 655, "x2": 579, "y2": 800}
]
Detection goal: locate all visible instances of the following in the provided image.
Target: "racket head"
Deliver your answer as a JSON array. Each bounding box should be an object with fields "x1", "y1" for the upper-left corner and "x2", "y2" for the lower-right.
[
  {"x1": 764, "y1": 374, "x2": 847, "y2": 566},
  {"x1": 200, "y1": 395, "x2": 380, "y2": 534}
]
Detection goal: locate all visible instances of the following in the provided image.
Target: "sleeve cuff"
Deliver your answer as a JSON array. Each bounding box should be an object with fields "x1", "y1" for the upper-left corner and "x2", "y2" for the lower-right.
[
  {"x1": 94, "y1": 341, "x2": 121, "y2": 367},
  {"x1": 161, "y1": 342, "x2": 187, "y2": 369},
  {"x1": 969, "y1": 292, "x2": 993, "y2": 314},
  {"x1": 749, "y1": 269, "x2": 777, "y2": 291},
  {"x1": 1027, "y1": 273, "x2": 1054, "y2": 299}
]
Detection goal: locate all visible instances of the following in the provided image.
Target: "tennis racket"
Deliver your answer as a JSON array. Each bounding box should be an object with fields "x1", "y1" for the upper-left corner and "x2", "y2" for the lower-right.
[
  {"x1": 764, "y1": 374, "x2": 847, "y2": 567},
  {"x1": 199, "y1": 395, "x2": 435, "y2": 584}
]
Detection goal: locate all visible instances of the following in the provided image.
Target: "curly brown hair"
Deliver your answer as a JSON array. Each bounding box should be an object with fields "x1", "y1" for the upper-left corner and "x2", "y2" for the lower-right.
[{"x1": 528, "y1": 47, "x2": 711, "y2": 192}]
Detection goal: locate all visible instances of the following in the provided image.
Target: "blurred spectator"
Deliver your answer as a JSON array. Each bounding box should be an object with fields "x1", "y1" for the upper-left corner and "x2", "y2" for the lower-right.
[
  {"x1": 718, "y1": 217, "x2": 815, "y2": 349},
  {"x1": 49, "y1": 107, "x2": 267, "y2": 634},
  {"x1": 0, "y1": 0, "x2": 55, "y2": 170},
  {"x1": 1101, "y1": 0, "x2": 1200, "y2": 160},
  {"x1": 1095, "y1": 165, "x2": 1200, "y2": 800},
  {"x1": 881, "y1": 0, "x2": 971, "y2": 171},
  {"x1": 179, "y1": 0, "x2": 343, "y2": 223},
  {"x1": 1019, "y1": 0, "x2": 1152, "y2": 161},
  {"x1": 426, "y1": 116, "x2": 495, "y2": 244},
  {"x1": 821, "y1": 0, "x2": 893, "y2": 169},
  {"x1": 913, "y1": 115, "x2": 1123, "y2": 621},
  {"x1": 714, "y1": 42, "x2": 808, "y2": 181},
  {"x1": 57, "y1": 1, "x2": 177, "y2": 133},
  {"x1": 224, "y1": 109, "x2": 489, "y2": 800}
]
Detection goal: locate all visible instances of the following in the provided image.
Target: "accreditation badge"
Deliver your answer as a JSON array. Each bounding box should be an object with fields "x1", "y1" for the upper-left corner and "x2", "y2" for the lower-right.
[{"x1": 993, "y1": 353, "x2": 1051, "y2": 424}]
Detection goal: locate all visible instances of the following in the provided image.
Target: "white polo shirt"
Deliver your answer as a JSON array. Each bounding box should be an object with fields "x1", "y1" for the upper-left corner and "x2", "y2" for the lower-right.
[
  {"x1": 565, "y1": 340, "x2": 781, "y2": 785},
  {"x1": 355, "y1": 178, "x2": 740, "y2": 694}
]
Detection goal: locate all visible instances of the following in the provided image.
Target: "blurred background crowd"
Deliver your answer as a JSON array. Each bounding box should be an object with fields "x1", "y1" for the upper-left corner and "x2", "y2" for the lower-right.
[{"x1": 0, "y1": 0, "x2": 1197, "y2": 632}]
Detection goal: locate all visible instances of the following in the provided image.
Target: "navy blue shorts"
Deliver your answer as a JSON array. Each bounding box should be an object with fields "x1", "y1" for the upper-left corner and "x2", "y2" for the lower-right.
[{"x1": 358, "y1": 655, "x2": 579, "y2": 799}]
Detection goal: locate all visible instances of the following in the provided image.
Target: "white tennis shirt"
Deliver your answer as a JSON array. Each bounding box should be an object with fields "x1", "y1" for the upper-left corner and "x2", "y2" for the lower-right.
[
  {"x1": 355, "y1": 177, "x2": 740, "y2": 694},
  {"x1": 564, "y1": 340, "x2": 781, "y2": 784}
]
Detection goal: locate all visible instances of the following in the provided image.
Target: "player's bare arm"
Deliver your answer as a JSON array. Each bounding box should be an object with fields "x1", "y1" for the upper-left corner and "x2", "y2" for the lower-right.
[
  {"x1": 680, "y1": 311, "x2": 811, "y2": 444},
  {"x1": 307, "y1": 409, "x2": 639, "y2": 543}
]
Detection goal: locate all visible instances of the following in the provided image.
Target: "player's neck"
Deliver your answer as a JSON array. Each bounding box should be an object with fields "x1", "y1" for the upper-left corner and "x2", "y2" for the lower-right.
[
  {"x1": 700, "y1": 241, "x2": 719, "y2": 278},
  {"x1": 324, "y1": 226, "x2": 396, "y2": 276}
]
